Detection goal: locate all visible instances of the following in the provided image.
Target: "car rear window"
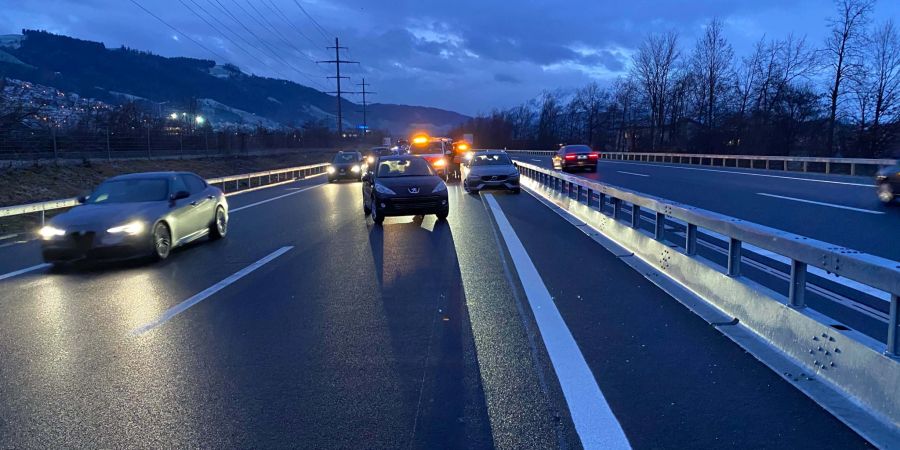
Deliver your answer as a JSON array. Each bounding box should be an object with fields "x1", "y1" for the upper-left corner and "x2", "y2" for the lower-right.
[{"x1": 564, "y1": 145, "x2": 592, "y2": 153}]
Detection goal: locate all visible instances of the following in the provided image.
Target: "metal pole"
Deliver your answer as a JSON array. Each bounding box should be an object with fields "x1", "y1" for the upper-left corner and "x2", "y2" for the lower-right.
[
  {"x1": 685, "y1": 223, "x2": 697, "y2": 255},
  {"x1": 630, "y1": 204, "x2": 640, "y2": 228},
  {"x1": 106, "y1": 128, "x2": 111, "y2": 161},
  {"x1": 147, "y1": 123, "x2": 151, "y2": 158},
  {"x1": 789, "y1": 260, "x2": 807, "y2": 308},
  {"x1": 888, "y1": 294, "x2": 899, "y2": 357},
  {"x1": 655, "y1": 212, "x2": 665, "y2": 241},
  {"x1": 727, "y1": 238, "x2": 742, "y2": 277}
]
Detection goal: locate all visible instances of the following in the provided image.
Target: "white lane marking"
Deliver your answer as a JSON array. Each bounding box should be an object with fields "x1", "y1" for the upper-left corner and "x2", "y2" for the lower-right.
[
  {"x1": 484, "y1": 195, "x2": 630, "y2": 450},
  {"x1": 130, "y1": 246, "x2": 293, "y2": 335},
  {"x1": 756, "y1": 192, "x2": 884, "y2": 215},
  {"x1": 0, "y1": 263, "x2": 50, "y2": 282},
  {"x1": 601, "y1": 160, "x2": 873, "y2": 187},
  {"x1": 616, "y1": 171, "x2": 649, "y2": 177},
  {"x1": 230, "y1": 184, "x2": 324, "y2": 213},
  {"x1": 531, "y1": 159, "x2": 543, "y2": 162}
]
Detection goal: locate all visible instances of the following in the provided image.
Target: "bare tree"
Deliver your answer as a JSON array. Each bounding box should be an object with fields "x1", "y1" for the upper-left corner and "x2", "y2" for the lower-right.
[
  {"x1": 631, "y1": 31, "x2": 680, "y2": 149},
  {"x1": 824, "y1": 0, "x2": 875, "y2": 154},
  {"x1": 692, "y1": 18, "x2": 735, "y2": 129},
  {"x1": 867, "y1": 20, "x2": 900, "y2": 155}
]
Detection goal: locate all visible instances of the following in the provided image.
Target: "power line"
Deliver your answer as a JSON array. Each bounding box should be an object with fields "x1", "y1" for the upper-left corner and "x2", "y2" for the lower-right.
[
  {"x1": 234, "y1": 0, "x2": 320, "y2": 67},
  {"x1": 128, "y1": 0, "x2": 229, "y2": 62},
  {"x1": 355, "y1": 78, "x2": 375, "y2": 132},
  {"x1": 318, "y1": 38, "x2": 359, "y2": 136},
  {"x1": 261, "y1": 0, "x2": 323, "y2": 51},
  {"x1": 292, "y1": 0, "x2": 332, "y2": 42},
  {"x1": 177, "y1": 0, "x2": 294, "y2": 81},
  {"x1": 204, "y1": 0, "x2": 323, "y2": 87}
]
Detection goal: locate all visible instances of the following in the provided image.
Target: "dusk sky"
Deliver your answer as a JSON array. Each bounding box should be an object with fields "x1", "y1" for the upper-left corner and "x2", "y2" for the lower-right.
[{"x1": 2, "y1": 0, "x2": 899, "y2": 115}]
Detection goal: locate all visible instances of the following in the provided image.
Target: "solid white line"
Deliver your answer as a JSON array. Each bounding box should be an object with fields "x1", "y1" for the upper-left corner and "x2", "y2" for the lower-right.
[
  {"x1": 756, "y1": 192, "x2": 885, "y2": 215},
  {"x1": 130, "y1": 246, "x2": 293, "y2": 335},
  {"x1": 601, "y1": 160, "x2": 874, "y2": 187},
  {"x1": 0, "y1": 263, "x2": 50, "y2": 282},
  {"x1": 230, "y1": 184, "x2": 323, "y2": 213},
  {"x1": 616, "y1": 171, "x2": 649, "y2": 177},
  {"x1": 484, "y1": 195, "x2": 630, "y2": 450},
  {"x1": 531, "y1": 159, "x2": 543, "y2": 162}
]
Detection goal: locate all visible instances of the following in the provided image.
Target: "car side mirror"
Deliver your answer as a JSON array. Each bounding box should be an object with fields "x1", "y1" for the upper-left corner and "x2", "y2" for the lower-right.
[
  {"x1": 170, "y1": 190, "x2": 190, "y2": 203},
  {"x1": 77, "y1": 195, "x2": 87, "y2": 204}
]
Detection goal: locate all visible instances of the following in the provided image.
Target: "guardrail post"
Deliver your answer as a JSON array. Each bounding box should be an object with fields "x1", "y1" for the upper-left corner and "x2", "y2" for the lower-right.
[
  {"x1": 597, "y1": 192, "x2": 605, "y2": 211},
  {"x1": 888, "y1": 294, "x2": 899, "y2": 357},
  {"x1": 789, "y1": 260, "x2": 807, "y2": 308},
  {"x1": 850, "y1": 163, "x2": 857, "y2": 176},
  {"x1": 655, "y1": 212, "x2": 665, "y2": 241},
  {"x1": 802, "y1": 161, "x2": 808, "y2": 172},
  {"x1": 685, "y1": 223, "x2": 697, "y2": 255},
  {"x1": 727, "y1": 238, "x2": 742, "y2": 277},
  {"x1": 825, "y1": 161, "x2": 831, "y2": 174},
  {"x1": 611, "y1": 197, "x2": 621, "y2": 220},
  {"x1": 630, "y1": 204, "x2": 640, "y2": 228},
  {"x1": 586, "y1": 188, "x2": 593, "y2": 206}
]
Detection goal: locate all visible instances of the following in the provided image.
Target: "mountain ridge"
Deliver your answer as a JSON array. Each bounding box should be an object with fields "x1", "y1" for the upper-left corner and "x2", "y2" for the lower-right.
[{"x1": 0, "y1": 30, "x2": 469, "y2": 134}]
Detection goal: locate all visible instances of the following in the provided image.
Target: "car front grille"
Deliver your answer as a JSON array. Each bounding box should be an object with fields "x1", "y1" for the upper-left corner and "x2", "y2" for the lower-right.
[
  {"x1": 68, "y1": 231, "x2": 95, "y2": 251},
  {"x1": 481, "y1": 175, "x2": 508, "y2": 182},
  {"x1": 388, "y1": 196, "x2": 443, "y2": 210}
]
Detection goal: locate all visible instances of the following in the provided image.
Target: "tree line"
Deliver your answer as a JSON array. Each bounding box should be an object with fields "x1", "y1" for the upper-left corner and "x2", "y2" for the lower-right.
[{"x1": 451, "y1": 0, "x2": 900, "y2": 158}]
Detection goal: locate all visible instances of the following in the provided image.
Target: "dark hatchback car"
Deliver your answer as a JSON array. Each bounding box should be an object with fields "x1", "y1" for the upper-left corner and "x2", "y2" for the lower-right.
[
  {"x1": 362, "y1": 156, "x2": 449, "y2": 224},
  {"x1": 327, "y1": 151, "x2": 364, "y2": 182},
  {"x1": 876, "y1": 164, "x2": 900, "y2": 205},
  {"x1": 39, "y1": 172, "x2": 228, "y2": 264},
  {"x1": 463, "y1": 151, "x2": 520, "y2": 194},
  {"x1": 552, "y1": 144, "x2": 600, "y2": 172}
]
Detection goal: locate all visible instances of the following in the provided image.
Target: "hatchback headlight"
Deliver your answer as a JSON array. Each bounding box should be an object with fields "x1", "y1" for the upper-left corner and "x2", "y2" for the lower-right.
[
  {"x1": 107, "y1": 221, "x2": 145, "y2": 235},
  {"x1": 38, "y1": 225, "x2": 65, "y2": 239},
  {"x1": 374, "y1": 183, "x2": 396, "y2": 195},
  {"x1": 326, "y1": 166, "x2": 336, "y2": 174},
  {"x1": 351, "y1": 165, "x2": 361, "y2": 173}
]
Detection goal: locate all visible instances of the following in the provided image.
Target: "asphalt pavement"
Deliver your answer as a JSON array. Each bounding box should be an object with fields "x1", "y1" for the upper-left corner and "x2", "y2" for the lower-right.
[
  {"x1": 0, "y1": 175, "x2": 878, "y2": 448},
  {"x1": 509, "y1": 156, "x2": 899, "y2": 261}
]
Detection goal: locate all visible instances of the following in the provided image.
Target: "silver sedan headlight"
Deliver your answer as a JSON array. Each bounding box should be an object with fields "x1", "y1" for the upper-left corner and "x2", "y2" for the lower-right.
[
  {"x1": 106, "y1": 221, "x2": 145, "y2": 235},
  {"x1": 38, "y1": 225, "x2": 65, "y2": 239}
]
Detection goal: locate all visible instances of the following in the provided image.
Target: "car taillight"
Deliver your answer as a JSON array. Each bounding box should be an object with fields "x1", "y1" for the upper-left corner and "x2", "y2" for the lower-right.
[
  {"x1": 589, "y1": 152, "x2": 600, "y2": 159},
  {"x1": 565, "y1": 154, "x2": 576, "y2": 160}
]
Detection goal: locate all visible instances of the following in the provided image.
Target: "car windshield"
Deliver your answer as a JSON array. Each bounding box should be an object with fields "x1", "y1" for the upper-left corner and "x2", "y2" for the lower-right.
[
  {"x1": 376, "y1": 158, "x2": 433, "y2": 177},
  {"x1": 471, "y1": 154, "x2": 512, "y2": 166},
  {"x1": 410, "y1": 142, "x2": 443, "y2": 155},
  {"x1": 87, "y1": 179, "x2": 169, "y2": 203},
  {"x1": 333, "y1": 153, "x2": 360, "y2": 163}
]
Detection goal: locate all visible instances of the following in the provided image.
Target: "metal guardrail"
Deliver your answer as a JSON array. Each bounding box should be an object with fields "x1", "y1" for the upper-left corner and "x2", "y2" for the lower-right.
[
  {"x1": 512, "y1": 160, "x2": 900, "y2": 356},
  {"x1": 601, "y1": 152, "x2": 897, "y2": 175},
  {"x1": 0, "y1": 163, "x2": 329, "y2": 224},
  {"x1": 499, "y1": 149, "x2": 897, "y2": 175}
]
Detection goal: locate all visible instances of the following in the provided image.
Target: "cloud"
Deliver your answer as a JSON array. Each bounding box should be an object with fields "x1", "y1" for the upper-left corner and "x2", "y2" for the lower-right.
[{"x1": 493, "y1": 73, "x2": 521, "y2": 84}]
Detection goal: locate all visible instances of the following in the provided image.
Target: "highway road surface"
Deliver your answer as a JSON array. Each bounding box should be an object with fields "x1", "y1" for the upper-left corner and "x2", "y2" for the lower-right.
[
  {"x1": 509, "y1": 155, "x2": 899, "y2": 262},
  {"x1": 0, "y1": 176, "x2": 877, "y2": 448}
]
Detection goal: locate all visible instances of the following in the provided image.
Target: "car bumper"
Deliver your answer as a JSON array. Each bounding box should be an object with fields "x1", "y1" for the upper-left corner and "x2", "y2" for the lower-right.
[
  {"x1": 466, "y1": 177, "x2": 519, "y2": 191},
  {"x1": 41, "y1": 232, "x2": 151, "y2": 262},
  {"x1": 564, "y1": 161, "x2": 596, "y2": 168},
  {"x1": 373, "y1": 194, "x2": 449, "y2": 216},
  {"x1": 329, "y1": 171, "x2": 361, "y2": 179}
]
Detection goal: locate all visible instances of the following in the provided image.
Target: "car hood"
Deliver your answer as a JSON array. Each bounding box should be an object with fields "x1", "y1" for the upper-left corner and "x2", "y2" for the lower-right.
[
  {"x1": 377, "y1": 176, "x2": 443, "y2": 194},
  {"x1": 876, "y1": 165, "x2": 899, "y2": 177},
  {"x1": 49, "y1": 202, "x2": 164, "y2": 231},
  {"x1": 468, "y1": 165, "x2": 518, "y2": 177}
]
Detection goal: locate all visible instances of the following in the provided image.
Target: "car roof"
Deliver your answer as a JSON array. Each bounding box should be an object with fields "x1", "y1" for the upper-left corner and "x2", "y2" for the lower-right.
[{"x1": 107, "y1": 171, "x2": 184, "y2": 181}]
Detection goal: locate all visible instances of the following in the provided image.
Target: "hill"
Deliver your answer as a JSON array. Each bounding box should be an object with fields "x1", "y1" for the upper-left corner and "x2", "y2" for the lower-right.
[{"x1": 0, "y1": 30, "x2": 469, "y2": 134}]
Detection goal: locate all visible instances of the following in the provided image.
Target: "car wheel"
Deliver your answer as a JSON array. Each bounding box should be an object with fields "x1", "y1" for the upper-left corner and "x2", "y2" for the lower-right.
[
  {"x1": 511, "y1": 188, "x2": 521, "y2": 194},
  {"x1": 371, "y1": 195, "x2": 384, "y2": 224},
  {"x1": 879, "y1": 183, "x2": 895, "y2": 205},
  {"x1": 436, "y1": 209, "x2": 449, "y2": 220},
  {"x1": 152, "y1": 222, "x2": 172, "y2": 260},
  {"x1": 468, "y1": 188, "x2": 479, "y2": 195},
  {"x1": 210, "y1": 206, "x2": 227, "y2": 240},
  {"x1": 363, "y1": 198, "x2": 372, "y2": 216}
]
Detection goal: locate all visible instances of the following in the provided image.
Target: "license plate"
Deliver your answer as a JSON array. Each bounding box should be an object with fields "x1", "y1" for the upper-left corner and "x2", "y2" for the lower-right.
[{"x1": 577, "y1": 155, "x2": 587, "y2": 160}]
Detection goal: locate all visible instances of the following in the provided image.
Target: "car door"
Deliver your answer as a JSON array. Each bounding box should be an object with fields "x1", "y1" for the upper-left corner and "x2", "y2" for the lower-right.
[
  {"x1": 183, "y1": 174, "x2": 215, "y2": 231},
  {"x1": 167, "y1": 174, "x2": 199, "y2": 243}
]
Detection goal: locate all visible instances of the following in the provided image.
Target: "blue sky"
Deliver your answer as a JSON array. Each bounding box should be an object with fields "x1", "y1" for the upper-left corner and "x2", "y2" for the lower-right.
[{"x1": 2, "y1": 0, "x2": 899, "y2": 115}]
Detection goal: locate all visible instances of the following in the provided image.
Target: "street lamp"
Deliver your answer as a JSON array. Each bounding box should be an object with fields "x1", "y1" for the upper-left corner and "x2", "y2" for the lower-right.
[
  {"x1": 195, "y1": 115, "x2": 205, "y2": 124},
  {"x1": 169, "y1": 112, "x2": 178, "y2": 120}
]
